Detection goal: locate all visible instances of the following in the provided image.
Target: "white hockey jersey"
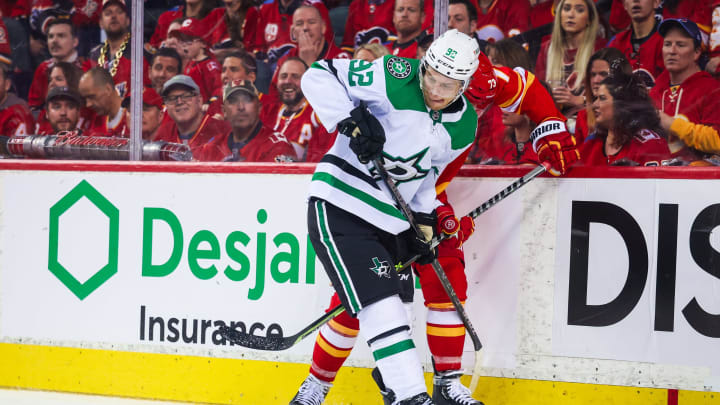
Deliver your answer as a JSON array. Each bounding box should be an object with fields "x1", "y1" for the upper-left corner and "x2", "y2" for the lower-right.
[{"x1": 301, "y1": 55, "x2": 478, "y2": 235}]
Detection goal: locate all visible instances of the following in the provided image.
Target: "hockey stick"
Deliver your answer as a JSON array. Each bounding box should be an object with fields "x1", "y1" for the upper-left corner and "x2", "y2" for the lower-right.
[
  {"x1": 371, "y1": 157, "x2": 483, "y2": 351},
  {"x1": 217, "y1": 163, "x2": 547, "y2": 351}
]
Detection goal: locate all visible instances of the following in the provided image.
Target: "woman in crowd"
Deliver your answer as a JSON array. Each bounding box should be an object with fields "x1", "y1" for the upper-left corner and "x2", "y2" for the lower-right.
[
  {"x1": 535, "y1": 0, "x2": 605, "y2": 118},
  {"x1": 580, "y1": 71, "x2": 671, "y2": 166},
  {"x1": 574, "y1": 48, "x2": 631, "y2": 144}
]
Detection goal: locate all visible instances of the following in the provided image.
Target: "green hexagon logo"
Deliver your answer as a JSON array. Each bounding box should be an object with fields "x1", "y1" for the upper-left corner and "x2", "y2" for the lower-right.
[{"x1": 48, "y1": 180, "x2": 119, "y2": 300}]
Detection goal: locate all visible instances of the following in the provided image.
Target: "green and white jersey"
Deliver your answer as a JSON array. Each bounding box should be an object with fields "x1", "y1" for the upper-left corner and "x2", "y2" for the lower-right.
[{"x1": 301, "y1": 55, "x2": 478, "y2": 235}]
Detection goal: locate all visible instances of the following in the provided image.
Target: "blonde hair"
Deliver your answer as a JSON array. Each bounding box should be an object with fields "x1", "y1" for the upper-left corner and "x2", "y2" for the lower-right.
[
  {"x1": 353, "y1": 43, "x2": 390, "y2": 60},
  {"x1": 546, "y1": 0, "x2": 599, "y2": 91}
]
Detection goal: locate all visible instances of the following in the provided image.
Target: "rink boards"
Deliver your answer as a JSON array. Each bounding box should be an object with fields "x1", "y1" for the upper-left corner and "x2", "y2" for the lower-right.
[{"x1": 0, "y1": 161, "x2": 719, "y2": 405}]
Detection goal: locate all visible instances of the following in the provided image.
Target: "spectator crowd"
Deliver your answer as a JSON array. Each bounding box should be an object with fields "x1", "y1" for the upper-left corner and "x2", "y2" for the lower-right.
[{"x1": 1, "y1": 0, "x2": 719, "y2": 166}]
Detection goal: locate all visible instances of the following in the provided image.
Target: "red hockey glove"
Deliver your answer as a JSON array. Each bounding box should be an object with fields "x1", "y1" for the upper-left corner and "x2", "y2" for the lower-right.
[
  {"x1": 436, "y1": 204, "x2": 460, "y2": 237},
  {"x1": 530, "y1": 120, "x2": 580, "y2": 176},
  {"x1": 441, "y1": 215, "x2": 475, "y2": 249}
]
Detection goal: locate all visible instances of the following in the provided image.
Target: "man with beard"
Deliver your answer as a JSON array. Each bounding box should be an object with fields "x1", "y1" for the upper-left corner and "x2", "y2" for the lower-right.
[
  {"x1": 121, "y1": 87, "x2": 165, "y2": 140},
  {"x1": 28, "y1": 17, "x2": 92, "y2": 114},
  {"x1": 386, "y1": 0, "x2": 426, "y2": 58},
  {"x1": 263, "y1": 57, "x2": 335, "y2": 161},
  {"x1": 149, "y1": 47, "x2": 182, "y2": 97},
  {"x1": 198, "y1": 79, "x2": 296, "y2": 162},
  {"x1": 89, "y1": 0, "x2": 148, "y2": 99},
  {"x1": 78, "y1": 67, "x2": 128, "y2": 137},
  {"x1": 41, "y1": 86, "x2": 83, "y2": 134},
  {"x1": 155, "y1": 75, "x2": 229, "y2": 160}
]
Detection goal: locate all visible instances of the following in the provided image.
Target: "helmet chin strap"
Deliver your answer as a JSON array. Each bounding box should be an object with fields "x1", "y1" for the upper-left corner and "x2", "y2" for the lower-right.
[{"x1": 419, "y1": 60, "x2": 468, "y2": 111}]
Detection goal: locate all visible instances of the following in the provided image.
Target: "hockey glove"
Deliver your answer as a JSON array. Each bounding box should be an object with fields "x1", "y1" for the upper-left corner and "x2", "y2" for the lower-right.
[
  {"x1": 337, "y1": 102, "x2": 386, "y2": 164},
  {"x1": 442, "y1": 215, "x2": 475, "y2": 249},
  {"x1": 409, "y1": 211, "x2": 437, "y2": 265},
  {"x1": 530, "y1": 120, "x2": 580, "y2": 176}
]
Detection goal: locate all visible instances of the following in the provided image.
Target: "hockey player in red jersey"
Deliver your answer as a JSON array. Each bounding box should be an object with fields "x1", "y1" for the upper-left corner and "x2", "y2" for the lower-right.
[
  {"x1": 198, "y1": 79, "x2": 296, "y2": 162},
  {"x1": 581, "y1": 72, "x2": 670, "y2": 166}
]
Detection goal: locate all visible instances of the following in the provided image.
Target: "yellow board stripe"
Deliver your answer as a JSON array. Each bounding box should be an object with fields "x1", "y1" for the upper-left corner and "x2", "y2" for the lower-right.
[
  {"x1": 0, "y1": 343, "x2": 718, "y2": 404},
  {"x1": 426, "y1": 325, "x2": 466, "y2": 337},
  {"x1": 316, "y1": 334, "x2": 353, "y2": 358}
]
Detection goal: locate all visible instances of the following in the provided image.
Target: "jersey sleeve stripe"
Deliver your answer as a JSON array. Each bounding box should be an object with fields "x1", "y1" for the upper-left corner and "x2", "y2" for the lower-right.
[
  {"x1": 311, "y1": 172, "x2": 405, "y2": 220},
  {"x1": 498, "y1": 69, "x2": 524, "y2": 109},
  {"x1": 320, "y1": 154, "x2": 381, "y2": 190},
  {"x1": 514, "y1": 72, "x2": 535, "y2": 115}
]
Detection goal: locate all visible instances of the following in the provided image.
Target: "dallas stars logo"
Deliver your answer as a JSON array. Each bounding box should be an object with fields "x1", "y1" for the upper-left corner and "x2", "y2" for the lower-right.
[
  {"x1": 372, "y1": 149, "x2": 431, "y2": 184},
  {"x1": 370, "y1": 257, "x2": 392, "y2": 278},
  {"x1": 386, "y1": 57, "x2": 412, "y2": 79}
]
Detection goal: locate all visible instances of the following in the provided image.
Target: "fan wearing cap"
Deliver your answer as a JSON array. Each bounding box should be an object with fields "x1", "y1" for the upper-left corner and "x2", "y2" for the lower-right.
[
  {"x1": 208, "y1": 50, "x2": 259, "y2": 120},
  {"x1": 167, "y1": 18, "x2": 223, "y2": 104},
  {"x1": 0, "y1": 62, "x2": 35, "y2": 137},
  {"x1": 147, "y1": 0, "x2": 226, "y2": 52},
  {"x1": 262, "y1": 57, "x2": 335, "y2": 162},
  {"x1": 89, "y1": 0, "x2": 150, "y2": 99},
  {"x1": 198, "y1": 79, "x2": 295, "y2": 162},
  {"x1": 79, "y1": 66, "x2": 129, "y2": 137},
  {"x1": 120, "y1": 87, "x2": 165, "y2": 140},
  {"x1": 651, "y1": 18, "x2": 720, "y2": 164},
  {"x1": 39, "y1": 86, "x2": 83, "y2": 135},
  {"x1": 28, "y1": 17, "x2": 93, "y2": 113},
  {"x1": 155, "y1": 75, "x2": 230, "y2": 160}
]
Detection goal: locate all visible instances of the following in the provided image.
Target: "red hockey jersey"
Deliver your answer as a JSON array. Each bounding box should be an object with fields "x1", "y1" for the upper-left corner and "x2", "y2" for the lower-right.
[
  {"x1": 185, "y1": 56, "x2": 222, "y2": 103},
  {"x1": 475, "y1": 0, "x2": 531, "y2": 43},
  {"x1": 650, "y1": 70, "x2": 720, "y2": 162},
  {"x1": 85, "y1": 107, "x2": 129, "y2": 137},
  {"x1": 154, "y1": 113, "x2": 230, "y2": 161},
  {"x1": 0, "y1": 94, "x2": 35, "y2": 137},
  {"x1": 535, "y1": 37, "x2": 606, "y2": 83},
  {"x1": 251, "y1": 0, "x2": 334, "y2": 62},
  {"x1": 609, "y1": 0, "x2": 712, "y2": 45},
  {"x1": 469, "y1": 105, "x2": 539, "y2": 165},
  {"x1": 261, "y1": 100, "x2": 334, "y2": 161},
  {"x1": 149, "y1": 6, "x2": 226, "y2": 49},
  {"x1": 89, "y1": 41, "x2": 150, "y2": 99},
  {"x1": 28, "y1": 56, "x2": 93, "y2": 110},
  {"x1": 341, "y1": 0, "x2": 396, "y2": 48},
  {"x1": 608, "y1": 24, "x2": 664, "y2": 88},
  {"x1": 209, "y1": 6, "x2": 260, "y2": 50},
  {"x1": 197, "y1": 122, "x2": 297, "y2": 162},
  {"x1": 579, "y1": 129, "x2": 671, "y2": 166}
]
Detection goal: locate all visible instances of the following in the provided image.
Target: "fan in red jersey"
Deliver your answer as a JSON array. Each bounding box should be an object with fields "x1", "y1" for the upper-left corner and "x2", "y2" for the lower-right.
[
  {"x1": 607, "y1": 0, "x2": 664, "y2": 88},
  {"x1": 198, "y1": 79, "x2": 296, "y2": 162},
  {"x1": 155, "y1": 75, "x2": 230, "y2": 160},
  {"x1": 581, "y1": 71, "x2": 670, "y2": 166},
  {"x1": 386, "y1": 0, "x2": 426, "y2": 58},
  {"x1": 78, "y1": 67, "x2": 128, "y2": 137},
  {"x1": 147, "y1": 0, "x2": 225, "y2": 51},
  {"x1": 167, "y1": 18, "x2": 222, "y2": 103},
  {"x1": 0, "y1": 62, "x2": 35, "y2": 137},
  {"x1": 28, "y1": 16, "x2": 92, "y2": 113},
  {"x1": 262, "y1": 57, "x2": 335, "y2": 162},
  {"x1": 208, "y1": 50, "x2": 258, "y2": 120},
  {"x1": 474, "y1": 0, "x2": 531, "y2": 43}
]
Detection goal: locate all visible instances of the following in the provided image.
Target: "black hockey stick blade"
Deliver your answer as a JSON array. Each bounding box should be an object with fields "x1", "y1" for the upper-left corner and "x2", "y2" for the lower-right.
[{"x1": 218, "y1": 305, "x2": 345, "y2": 351}]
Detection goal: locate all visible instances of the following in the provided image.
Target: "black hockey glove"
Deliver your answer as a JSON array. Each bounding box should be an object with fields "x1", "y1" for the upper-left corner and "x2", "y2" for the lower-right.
[
  {"x1": 408, "y1": 211, "x2": 437, "y2": 265},
  {"x1": 337, "y1": 101, "x2": 386, "y2": 164}
]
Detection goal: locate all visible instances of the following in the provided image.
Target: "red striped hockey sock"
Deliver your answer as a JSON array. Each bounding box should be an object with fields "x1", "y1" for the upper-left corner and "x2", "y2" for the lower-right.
[
  {"x1": 426, "y1": 303, "x2": 465, "y2": 372},
  {"x1": 309, "y1": 310, "x2": 359, "y2": 383}
]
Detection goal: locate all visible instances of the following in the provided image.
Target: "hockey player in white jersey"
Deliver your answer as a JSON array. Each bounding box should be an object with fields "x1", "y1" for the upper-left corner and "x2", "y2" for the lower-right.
[{"x1": 297, "y1": 30, "x2": 480, "y2": 405}]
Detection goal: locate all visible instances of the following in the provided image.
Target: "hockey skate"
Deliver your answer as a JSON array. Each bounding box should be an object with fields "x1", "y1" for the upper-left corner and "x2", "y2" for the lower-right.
[
  {"x1": 396, "y1": 392, "x2": 434, "y2": 404},
  {"x1": 289, "y1": 374, "x2": 331, "y2": 405},
  {"x1": 371, "y1": 367, "x2": 396, "y2": 405},
  {"x1": 432, "y1": 370, "x2": 484, "y2": 405}
]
